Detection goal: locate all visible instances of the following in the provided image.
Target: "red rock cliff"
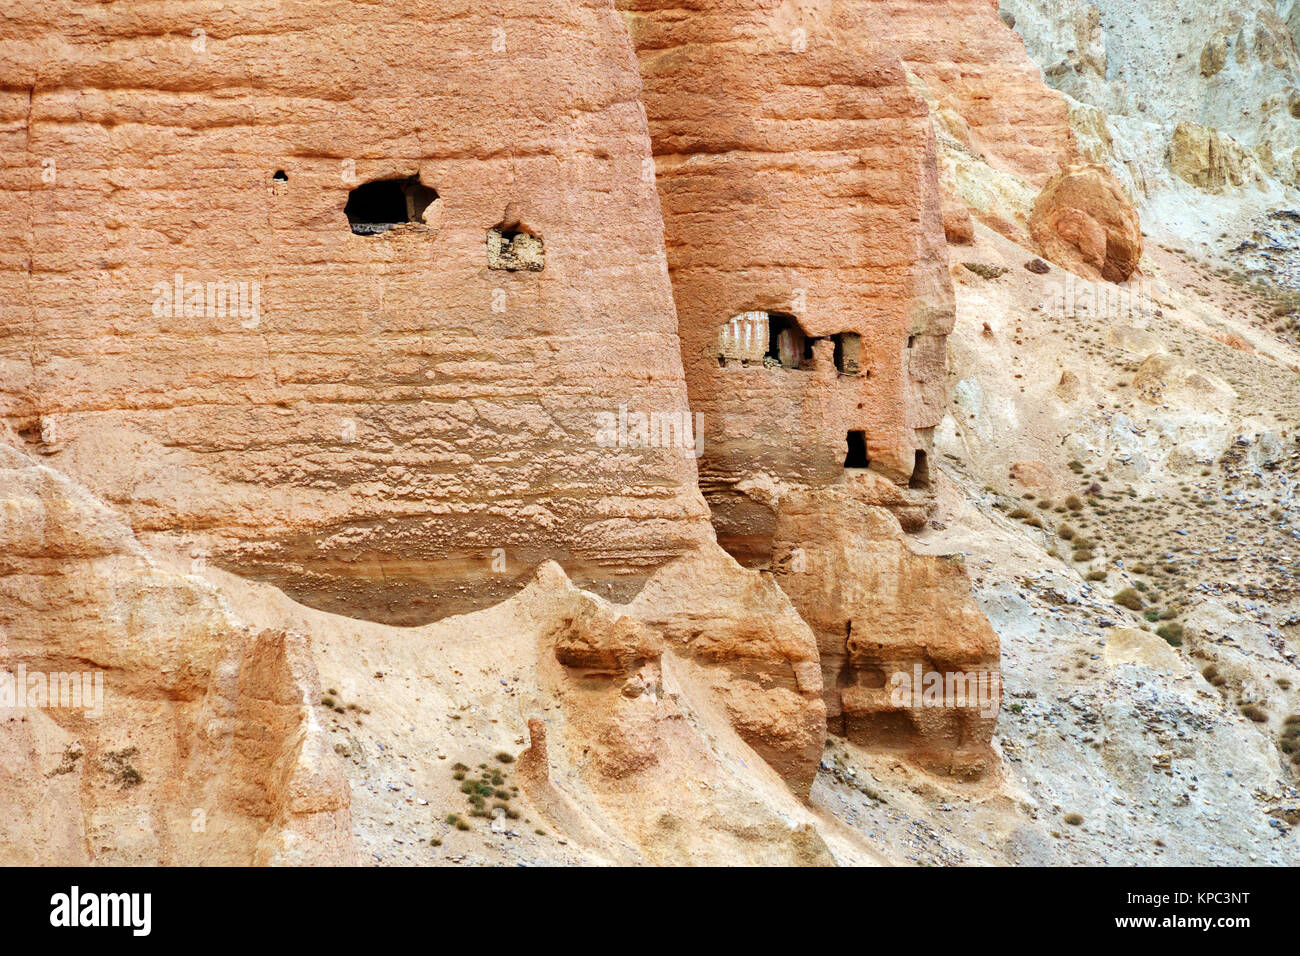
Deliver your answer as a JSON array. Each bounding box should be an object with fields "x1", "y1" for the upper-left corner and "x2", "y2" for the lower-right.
[{"x1": 0, "y1": 0, "x2": 713, "y2": 625}]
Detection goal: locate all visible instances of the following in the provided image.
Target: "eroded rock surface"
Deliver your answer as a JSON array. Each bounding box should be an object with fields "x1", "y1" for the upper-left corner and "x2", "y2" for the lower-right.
[
  {"x1": 619, "y1": 0, "x2": 955, "y2": 556},
  {"x1": 0, "y1": 444, "x2": 352, "y2": 865},
  {"x1": 0, "y1": 0, "x2": 1015, "y2": 865},
  {"x1": 770, "y1": 491, "x2": 1000, "y2": 777},
  {"x1": 0, "y1": 0, "x2": 713, "y2": 625},
  {"x1": 1030, "y1": 164, "x2": 1143, "y2": 282}
]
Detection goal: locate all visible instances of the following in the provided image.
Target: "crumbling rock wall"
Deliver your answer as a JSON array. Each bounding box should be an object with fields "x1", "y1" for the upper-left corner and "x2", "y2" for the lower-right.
[
  {"x1": 0, "y1": 0, "x2": 1009, "y2": 851},
  {"x1": 617, "y1": 0, "x2": 1000, "y2": 768},
  {"x1": 770, "y1": 493, "x2": 1000, "y2": 776},
  {"x1": 858, "y1": 0, "x2": 1079, "y2": 188}
]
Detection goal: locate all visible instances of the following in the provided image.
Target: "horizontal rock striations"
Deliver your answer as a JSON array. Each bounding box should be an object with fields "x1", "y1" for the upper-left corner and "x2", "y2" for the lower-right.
[
  {"x1": 619, "y1": 0, "x2": 956, "y2": 557},
  {"x1": 0, "y1": 0, "x2": 713, "y2": 625}
]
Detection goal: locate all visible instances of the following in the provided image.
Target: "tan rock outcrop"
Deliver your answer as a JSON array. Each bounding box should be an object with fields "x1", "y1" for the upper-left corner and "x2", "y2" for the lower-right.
[
  {"x1": 1030, "y1": 164, "x2": 1143, "y2": 283},
  {"x1": 0, "y1": 444, "x2": 352, "y2": 864},
  {"x1": 769, "y1": 492, "x2": 1000, "y2": 776},
  {"x1": 1168, "y1": 122, "x2": 1261, "y2": 193},
  {"x1": 628, "y1": 546, "x2": 826, "y2": 797},
  {"x1": 944, "y1": 199, "x2": 977, "y2": 245}
]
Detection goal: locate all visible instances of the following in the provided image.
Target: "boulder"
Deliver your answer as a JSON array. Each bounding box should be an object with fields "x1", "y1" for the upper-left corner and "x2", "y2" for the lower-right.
[{"x1": 1030, "y1": 164, "x2": 1143, "y2": 283}]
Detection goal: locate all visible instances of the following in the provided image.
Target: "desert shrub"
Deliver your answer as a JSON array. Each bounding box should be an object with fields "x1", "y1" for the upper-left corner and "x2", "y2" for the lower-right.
[
  {"x1": 1240, "y1": 704, "x2": 1268, "y2": 723},
  {"x1": 1113, "y1": 588, "x2": 1144, "y2": 611},
  {"x1": 963, "y1": 262, "x2": 1009, "y2": 280},
  {"x1": 1156, "y1": 623, "x2": 1184, "y2": 646}
]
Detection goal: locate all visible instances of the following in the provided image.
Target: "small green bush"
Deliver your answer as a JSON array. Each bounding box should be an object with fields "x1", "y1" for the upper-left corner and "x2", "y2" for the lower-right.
[{"x1": 1156, "y1": 623, "x2": 1184, "y2": 646}]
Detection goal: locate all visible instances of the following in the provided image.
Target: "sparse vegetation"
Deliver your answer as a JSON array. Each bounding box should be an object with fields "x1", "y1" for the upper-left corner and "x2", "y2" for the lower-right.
[
  {"x1": 46, "y1": 743, "x2": 83, "y2": 779},
  {"x1": 1241, "y1": 704, "x2": 1269, "y2": 723},
  {"x1": 102, "y1": 747, "x2": 143, "y2": 789},
  {"x1": 963, "y1": 262, "x2": 1009, "y2": 280},
  {"x1": 451, "y1": 757, "x2": 519, "y2": 829},
  {"x1": 1156, "y1": 623, "x2": 1184, "y2": 646},
  {"x1": 1113, "y1": 588, "x2": 1144, "y2": 611}
]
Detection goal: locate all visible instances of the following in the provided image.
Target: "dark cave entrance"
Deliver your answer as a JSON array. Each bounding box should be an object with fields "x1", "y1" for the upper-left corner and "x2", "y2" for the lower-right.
[
  {"x1": 765, "y1": 312, "x2": 806, "y2": 368},
  {"x1": 845, "y1": 430, "x2": 869, "y2": 469},
  {"x1": 345, "y1": 177, "x2": 438, "y2": 235},
  {"x1": 833, "y1": 332, "x2": 862, "y2": 375},
  {"x1": 910, "y1": 449, "x2": 931, "y2": 489}
]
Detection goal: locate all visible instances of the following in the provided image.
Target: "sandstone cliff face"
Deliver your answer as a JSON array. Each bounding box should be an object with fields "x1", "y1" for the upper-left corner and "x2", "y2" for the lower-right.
[
  {"x1": 619, "y1": 0, "x2": 955, "y2": 558},
  {"x1": 855, "y1": 0, "x2": 1078, "y2": 188},
  {"x1": 770, "y1": 492, "x2": 1000, "y2": 776},
  {"x1": 0, "y1": 442, "x2": 352, "y2": 864},
  {"x1": 0, "y1": 0, "x2": 713, "y2": 626},
  {"x1": 616, "y1": 0, "x2": 1000, "y2": 773},
  {"x1": 0, "y1": 0, "x2": 1012, "y2": 864}
]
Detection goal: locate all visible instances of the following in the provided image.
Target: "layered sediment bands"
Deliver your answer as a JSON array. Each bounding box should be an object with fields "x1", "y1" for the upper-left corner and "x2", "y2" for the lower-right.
[
  {"x1": 618, "y1": 0, "x2": 955, "y2": 560},
  {"x1": 0, "y1": 444, "x2": 352, "y2": 864},
  {"x1": 855, "y1": 0, "x2": 1078, "y2": 187},
  {"x1": 616, "y1": 2, "x2": 1000, "y2": 774},
  {"x1": 770, "y1": 491, "x2": 1000, "y2": 776},
  {"x1": 0, "y1": 0, "x2": 713, "y2": 625}
]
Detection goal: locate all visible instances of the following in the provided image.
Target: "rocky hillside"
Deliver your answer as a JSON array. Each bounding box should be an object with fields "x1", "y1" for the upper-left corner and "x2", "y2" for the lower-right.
[{"x1": 0, "y1": 0, "x2": 1296, "y2": 866}]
